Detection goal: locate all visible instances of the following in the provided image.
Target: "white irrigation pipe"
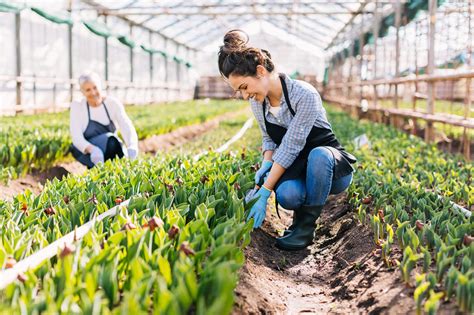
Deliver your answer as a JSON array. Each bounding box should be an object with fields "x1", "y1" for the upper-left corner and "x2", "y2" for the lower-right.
[
  {"x1": 0, "y1": 200, "x2": 130, "y2": 290},
  {"x1": 193, "y1": 117, "x2": 254, "y2": 160},
  {"x1": 0, "y1": 117, "x2": 254, "y2": 290},
  {"x1": 433, "y1": 193, "x2": 471, "y2": 218}
]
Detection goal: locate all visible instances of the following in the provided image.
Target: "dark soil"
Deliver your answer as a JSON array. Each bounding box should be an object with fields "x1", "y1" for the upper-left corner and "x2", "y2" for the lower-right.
[{"x1": 233, "y1": 193, "x2": 461, "y2": 314}]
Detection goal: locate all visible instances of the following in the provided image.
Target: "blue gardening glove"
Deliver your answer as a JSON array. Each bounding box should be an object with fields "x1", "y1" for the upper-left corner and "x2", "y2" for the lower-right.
[
  {"x1": 255, "y1": 160, "x2": 273, "y2": 186},
  {"x1": 127, "y1": 147, "x2": 138, "y2": 160},
  {"x1": 90, "y1": 146, "x2": 104, "y2": 165},
  {"x1": 247, "y1": 186, "x2": 272, "y2": 228}
]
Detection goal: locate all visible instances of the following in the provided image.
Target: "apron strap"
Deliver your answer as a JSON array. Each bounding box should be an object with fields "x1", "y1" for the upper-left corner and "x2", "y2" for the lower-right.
[
  {"x1": 102, "y1": 101, "x2": 113, "y2": 123},
  {"x1": 86, "y1": 100, "x2": 113, "y2": 125},
  {"x1": 278, "y1": 73, "x2": 295, "y2": 116},
  {"x1": 86, "y1": 102, "x2": 91, "y2": 121},
  {"x1": 262, "y1": 73, "x2": 296, "y2": 118}
]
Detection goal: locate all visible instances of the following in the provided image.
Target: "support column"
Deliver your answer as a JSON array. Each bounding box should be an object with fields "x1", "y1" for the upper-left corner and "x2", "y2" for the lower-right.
[
  {"x1": 67, "y1": 1, "x2": 73, "y2": 102},
  {"x1": 15, "y1": 12, "x2": 22, "y2": 111},
  {"x1": 104, "y1": 16, "x2": 109, "y2": 91},
  {"x1": 372, "y1": 0, "x2": 380, "y2": 121},
  {"x1": 392, "y1": 0, "x2": 402, "y2": 127},
  {"x1": 425, "y1": 0, "x2": 436, "y2": 143},
  {"x1": 463, "y1": 0, "x2": 472, "y2": 159}
]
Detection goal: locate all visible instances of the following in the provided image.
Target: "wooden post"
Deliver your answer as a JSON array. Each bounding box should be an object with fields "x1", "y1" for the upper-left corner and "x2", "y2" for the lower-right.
[
  {"x1": 104, "y1": 16, "x2": 109, "y2": 91},
  {"x1": 348, "y1": 27, "x2": 354, "y2": 101},
  {"x1": 358, "y1": 15, "x2": 365, "y2": 119},
  {"x1": 149, "y1": 30, "x2": 154, "y2": 104},
  {"x1": 164, "y1": 37, "x2": 169, "y2": 102},
  {"x1": 373, "y1": 0, "x2": 380, "y2": 122},
  {"x1": 68, "y1": 0, "x2": 73, "y2": 102},
  {"x1": 425, "y1": 0, "x2": 436, "y2": 143},
  {"x1": 463, "y1": 0, "x2": 472, "y2": 159},
  {"x1": 15, "y1": 12, "x2": 22, "y2": 111},
  {"x1": 392, "y1": 0, "x2": 402, "y2": 127},
  {"x1": 130, "y1": 23, "x2": 134, "y2": 83}
]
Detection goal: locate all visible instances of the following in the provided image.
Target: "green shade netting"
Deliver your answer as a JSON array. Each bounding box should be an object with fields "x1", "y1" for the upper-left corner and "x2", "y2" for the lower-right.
[
  {"x1": 364, "y1": 32, "x2": 374, "y2": 45},
  {"x1": 352, "y1": 39, "x2": 360, "y2": 57},
  {"x1": 0, "y1": 1, "x2": 24, "y2": 13},
  {"x1": 117, "y1": 35, "x2": 136, "y2": 48},
  {"x1": 140, "y1": 44, "x2": 158, "y2": 54},
  {"x1": 323, "y1": 67, "x2": 329, "y2": 86},
  {"x1": 30, "y1": 7, "x2": 72, "y2": 25},
  {"x1": 379, "y1": 13, "x2": 395, "y2": 38},
  {"x1": 437, "y1": 53, "x2": 468, "y2": 69},
  {"x1": 404, "y1": 0, "x2": 446, "y2": 24},
  {"x1": 290, "y1": 70, "x2": 300, "y2": 79},
  {"x1": 173, "y1": 56, "x2": 184, "y2": 64},
  {"x1": 159, "y1": 50, "x2": 168, "y2": 58},
  {"x1": 83, "y1": 20, "x2": 112, "y2": 38}
]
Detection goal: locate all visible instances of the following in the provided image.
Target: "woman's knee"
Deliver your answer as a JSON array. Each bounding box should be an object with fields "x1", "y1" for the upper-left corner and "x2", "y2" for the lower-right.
[
  {"x1": 308, "y1": 147, "x2": 333, "y2": 166},
  {"x1": 275, "y1": 181, "x2": 305, "y2": 210},
  {"x1": 330, "y1": 173, "x2": 353, "y2": 195}
]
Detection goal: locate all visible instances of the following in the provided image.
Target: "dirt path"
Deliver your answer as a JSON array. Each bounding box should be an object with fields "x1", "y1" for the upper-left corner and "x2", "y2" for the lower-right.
[
  {"x1": 0, "y1": 111, "x2": 246, "y2": 201},
  {"x1": 234, "y1": 193, "x2": 459, "y2": 314}
]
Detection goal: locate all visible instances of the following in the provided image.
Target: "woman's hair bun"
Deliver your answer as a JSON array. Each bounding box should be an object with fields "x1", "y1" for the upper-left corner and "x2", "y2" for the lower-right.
[{"x1": 222, "y1": 29, "x2": 249, "y2": 54}]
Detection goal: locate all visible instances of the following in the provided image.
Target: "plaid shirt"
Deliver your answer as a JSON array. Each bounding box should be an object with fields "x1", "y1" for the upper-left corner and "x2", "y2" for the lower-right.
[{"x1": 250, "y1": 74, "x2": 332, "y2": 169}]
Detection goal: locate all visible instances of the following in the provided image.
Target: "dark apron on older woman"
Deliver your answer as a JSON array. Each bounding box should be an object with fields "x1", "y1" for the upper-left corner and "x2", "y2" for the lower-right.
[
  {"x1": 263, "y1": 74, "x2": 357, "y2": 217},
  {"x1": 70, "y1": 102, "x2": 124, "y2": 168}
]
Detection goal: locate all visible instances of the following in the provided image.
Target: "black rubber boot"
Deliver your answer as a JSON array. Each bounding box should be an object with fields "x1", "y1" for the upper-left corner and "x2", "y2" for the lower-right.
[
  {"x1": 276, "y1": 205, "x2": 323, "y2": 251},
  {"x1": 282, "y1": 209, "x2": 303, "y2": 236}
]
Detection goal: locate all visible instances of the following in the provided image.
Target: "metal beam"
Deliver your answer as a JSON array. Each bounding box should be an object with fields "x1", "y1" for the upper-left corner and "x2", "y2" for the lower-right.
[
  {"x1": 100, "y1": 10, "x2": 378, "y2": 16},
  {"x1": 263, "y1": 18, "x2": 327, "y2": 49},
  {"x1": 187, "y1": 16, "x2": 254, "y2": 48},
  {"x1": 325, "y1": 1, "x2": 369, "y2": 49},
  {"x1": 82, "y1": 0, "x2": 196, "y2": 51},
  {"x1": 291, "y1": 18, "x2": 335, "y2": 43},
  {"x1": 166, "y1": 17, "x2": 213, "y2": 39},
  {"x1": 75, "y1": 1, "x2": 382, "y2": 11},
  {"x1": 270, "y1": 15, "x2": 331, "y2": 46}
]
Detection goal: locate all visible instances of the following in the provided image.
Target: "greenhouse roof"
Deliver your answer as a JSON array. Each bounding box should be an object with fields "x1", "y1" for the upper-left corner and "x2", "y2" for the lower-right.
[{"x1": 73, "y1": 0, "x2": 384, "y2": 51}]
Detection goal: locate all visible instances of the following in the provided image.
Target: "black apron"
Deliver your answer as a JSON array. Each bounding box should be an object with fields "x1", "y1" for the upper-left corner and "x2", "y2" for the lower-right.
[
  {"x1": 70, "y1": 101, "x2": 121, "y2": 168},
  {"x1": 264, "y1": 74, "x2": 357, "y2": 184}
]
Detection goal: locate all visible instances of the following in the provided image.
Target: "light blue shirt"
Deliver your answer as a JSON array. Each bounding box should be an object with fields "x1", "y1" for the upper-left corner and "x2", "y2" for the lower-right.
[{"x1": 250, "y1": 74, "x2": 332, "y2": 169}]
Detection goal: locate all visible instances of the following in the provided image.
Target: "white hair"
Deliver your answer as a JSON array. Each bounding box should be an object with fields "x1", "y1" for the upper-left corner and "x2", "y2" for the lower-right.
[{"x1": 78, "y1": 72, "x2": 102, "y2": 89}]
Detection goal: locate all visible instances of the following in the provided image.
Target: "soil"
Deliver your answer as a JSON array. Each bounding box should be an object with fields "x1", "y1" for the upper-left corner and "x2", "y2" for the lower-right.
[{"x1": 233, "y1": 193, "x2": 461, "y2": 314}]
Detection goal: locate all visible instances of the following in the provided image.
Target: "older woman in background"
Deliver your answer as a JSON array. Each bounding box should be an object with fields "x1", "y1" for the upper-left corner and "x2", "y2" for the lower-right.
[{"x1": 70, "y1": 72, "x2": 139, "y2": 168}]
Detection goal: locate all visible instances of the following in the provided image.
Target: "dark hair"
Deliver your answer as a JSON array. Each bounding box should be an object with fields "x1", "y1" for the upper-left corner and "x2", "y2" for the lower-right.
[{"x1": 218, "y1": 29, "x2": 275, "y2": 78}]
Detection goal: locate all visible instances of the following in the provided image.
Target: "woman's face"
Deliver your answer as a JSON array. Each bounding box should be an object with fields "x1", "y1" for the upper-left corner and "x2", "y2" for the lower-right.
[
  {"x1": 228, "y1": 66, "x2": 269, "y2": 103},
  {"x1": 80, "y1": 81, "x2": 103, "y2": 104}
]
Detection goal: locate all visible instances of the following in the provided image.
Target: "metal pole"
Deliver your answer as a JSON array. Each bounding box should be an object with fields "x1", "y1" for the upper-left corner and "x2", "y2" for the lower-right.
[
  {"x1": 392, "y1": 0, "x2": 402, "y2": 127},
  {"x1": 359, "y1": 15, "x2": 365, "y2": 110},
  {"x1": 463, "y1": 0, "x2": 472, "y2": 159},
  {"x1": 425, "y1": 0, "x2": 436, "y2": 143},
  {"x1": 68, "y1": 1, "x2": 73, "y2": 102},
  {"x1": 104, "y1": 16, "x2": 109, "y2": 90},
  {"x1": 130, "y1": 23, "x2": 134, "y2": 83},
  {"x1": 373, "y1": 0, "x2": 380, "y2": 119},
  {"x1": 164, "y1": 37, "x2": 169, "y2": 102},
  {"x1": 149, "y1": 30, "x2": 154, "y2": 104},
  {"x1": 15, "y1": 12, "x2": 22, "y2": 111}
]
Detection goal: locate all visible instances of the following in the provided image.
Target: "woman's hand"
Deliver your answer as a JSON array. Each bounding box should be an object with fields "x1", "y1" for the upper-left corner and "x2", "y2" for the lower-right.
[
  {"x1": 247, "y1": 185, "x2": 272, "y2": 228},
  {"x1": 90, "y1": 146, "x2": 104, "y2": 165},
  {"x1": 127, "y1": 148, "x2": 138, "y2": 160},
  {"x1": 255, "y1": 160, "x2": 273, "y2": 186}
]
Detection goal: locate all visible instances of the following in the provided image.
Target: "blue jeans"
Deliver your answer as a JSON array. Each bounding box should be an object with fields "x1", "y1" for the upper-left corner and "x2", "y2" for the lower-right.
[{"x1": 275, "y1": 147, "x2": 353, "y2": 208}]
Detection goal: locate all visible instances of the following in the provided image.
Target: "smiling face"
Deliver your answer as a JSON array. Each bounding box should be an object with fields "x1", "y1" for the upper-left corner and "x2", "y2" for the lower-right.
[
  {"x1": 228, "y1": 65, "x2": 270, "y2": 103},
  {"x1": 80, "y1": 81, "x2": 103, "y2": 105}
]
